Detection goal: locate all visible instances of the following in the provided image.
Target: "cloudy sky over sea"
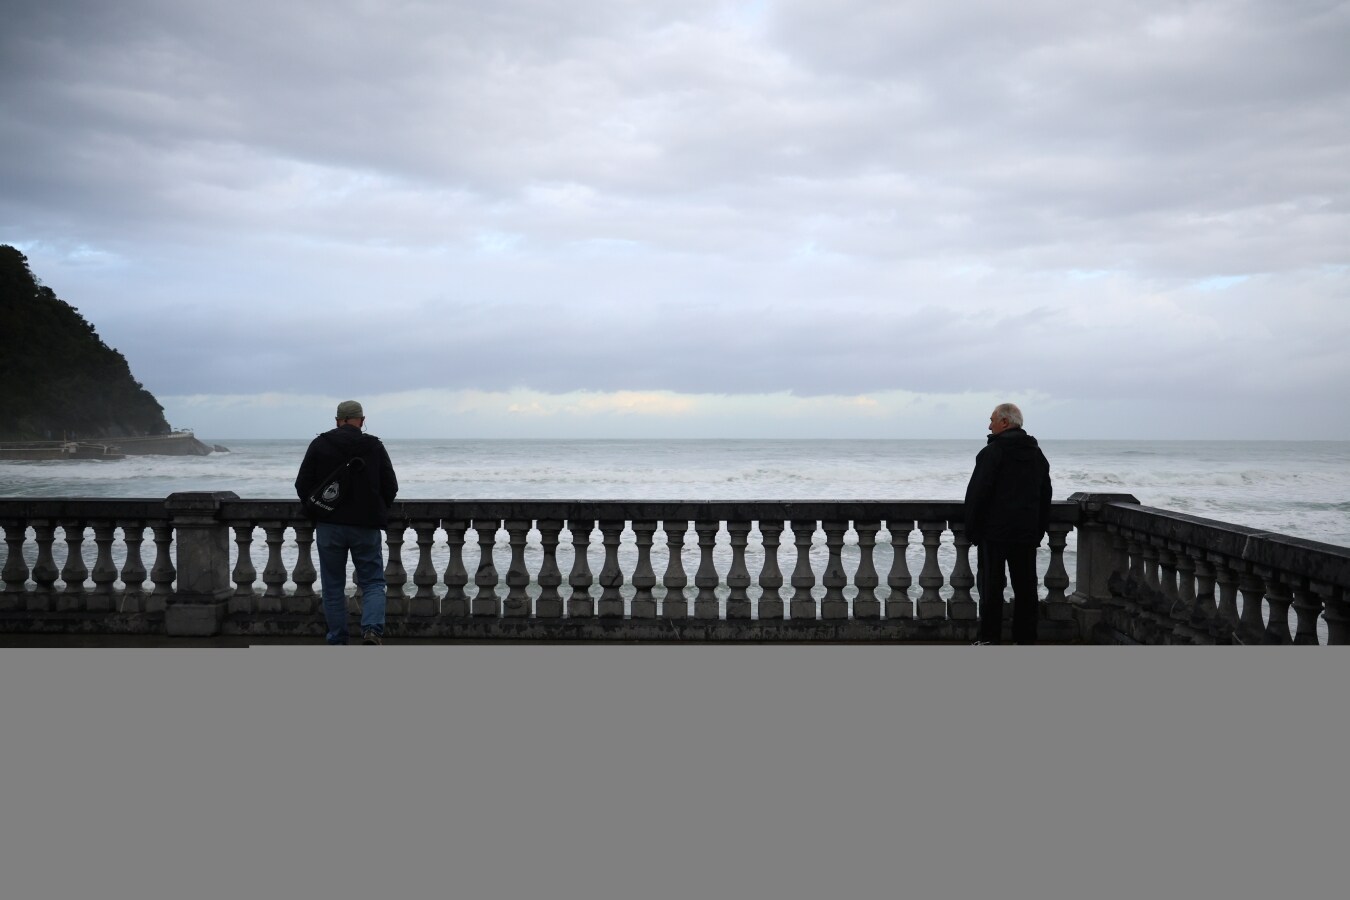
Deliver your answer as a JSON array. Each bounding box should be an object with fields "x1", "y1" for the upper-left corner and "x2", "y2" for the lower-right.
[{"x1": 3, "y1": 0, "x2": 1347, "y2": 439}]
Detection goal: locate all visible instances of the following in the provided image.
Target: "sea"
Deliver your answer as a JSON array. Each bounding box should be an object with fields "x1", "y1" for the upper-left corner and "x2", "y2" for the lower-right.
[{"x1": 2, "y1": 438, "x2": 1348, "y2": 547}]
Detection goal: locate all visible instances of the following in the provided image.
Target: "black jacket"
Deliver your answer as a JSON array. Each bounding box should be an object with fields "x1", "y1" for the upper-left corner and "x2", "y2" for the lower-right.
[
  {"x1": 962, "y1": 428, "x2": 1052, "y2": 546},
  {"x1": 294, "y1": 424, "x2": 398, "y2": 527}
]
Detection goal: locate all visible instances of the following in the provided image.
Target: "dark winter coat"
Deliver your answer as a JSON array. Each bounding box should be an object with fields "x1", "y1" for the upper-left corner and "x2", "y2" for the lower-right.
[
  {"x1": 962, "y1": 427, "x2": 1052, "y2": 546},
  {"x1": 294, "y1": 424, "x2": 398, "y2": 527}
]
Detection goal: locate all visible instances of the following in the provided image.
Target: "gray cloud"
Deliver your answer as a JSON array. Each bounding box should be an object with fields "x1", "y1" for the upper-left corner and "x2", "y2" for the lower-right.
[{"x1": 2, "y1": 0, "x2": 1348, "y2": 436}]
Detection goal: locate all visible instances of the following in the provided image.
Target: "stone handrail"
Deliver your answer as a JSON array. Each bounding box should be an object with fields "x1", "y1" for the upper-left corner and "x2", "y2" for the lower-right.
[
  {"x1": 1069, "y1": 493, "x2": 1350, "y2": 644},
  {"x1": 2, "y1": 493, "x2": 1347, "y2": 643}
]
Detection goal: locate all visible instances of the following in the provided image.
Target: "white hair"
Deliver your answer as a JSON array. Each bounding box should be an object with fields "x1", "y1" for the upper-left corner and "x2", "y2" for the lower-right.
[{"x1": 993, "y1": 403, "x2": 1024, "y2": 429}]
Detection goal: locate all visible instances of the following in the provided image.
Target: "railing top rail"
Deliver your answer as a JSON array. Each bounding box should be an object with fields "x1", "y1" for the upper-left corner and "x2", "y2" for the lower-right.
[
  {"x1": 214, "y1": 498, "x2": 1083, "y2": 525},
  {"x1": 0, "y1": 498, "x2": 170, "y2": 520},
  {"x1": 1097, "y1": 499, "x2": 1350, "y2": 588},
  {"x1": 0, "y1": 496, "x2": 1084, "y2": 525}
]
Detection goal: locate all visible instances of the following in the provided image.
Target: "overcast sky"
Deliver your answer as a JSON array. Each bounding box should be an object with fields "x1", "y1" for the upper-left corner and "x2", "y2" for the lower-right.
[{"x1": 3, "y1": 0, "x2": 1347, "y2": 439}]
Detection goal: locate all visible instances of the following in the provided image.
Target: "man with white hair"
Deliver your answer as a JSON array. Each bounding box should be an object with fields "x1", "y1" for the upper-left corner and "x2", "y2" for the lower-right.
[{"x1": 963, "y1": 403, "x2": 1052, "y2": 644}]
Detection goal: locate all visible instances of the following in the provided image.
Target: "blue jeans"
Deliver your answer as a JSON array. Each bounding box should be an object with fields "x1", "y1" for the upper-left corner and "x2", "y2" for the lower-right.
[{"x1": 315, "y1": 522, "x2": 387, "y2": 644}]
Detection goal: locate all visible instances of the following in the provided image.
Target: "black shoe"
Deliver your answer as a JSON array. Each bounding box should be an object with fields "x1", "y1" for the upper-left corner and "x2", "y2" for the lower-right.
[{"x1": 362, "y1": 630, "x2": 382, "y2": 645}]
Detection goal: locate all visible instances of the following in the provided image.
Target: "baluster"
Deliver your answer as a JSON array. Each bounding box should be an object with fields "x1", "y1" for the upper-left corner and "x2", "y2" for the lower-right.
[
  {"x1": 630, "y1": 521, "x2": 658, "y2": 619},
  {"x1": 259, "y1": 522, "x2": 288, "y2": 613},
  {"x1": 230, "y1": 524, "x2": 257, "y2": 615},
  {"x1": 1257, "y1": 568, "x2": 1293, "y2": 645},
  {"x1": 597, "y1": 520, "x2": 626, "y2": 618},
  {"x1": 947, "y1": 523, "x2": 976, "y2": 621},
  {"x1": 1, "y1": 521, "x2": 30, "y2": 608},
  {"x1": 1158, "y1": 544, "x2": 1181, "y2": 617},
  {"x1": 1238, "y1": 570, "x2": 1267, "y2": 642},
  {"x1": 1042, "y1": 524, "x2": 1071, "y2": 624},
  {"x1": 1172, "y1": 549, "x2": 1201, "y2": 644},
  {"x1": 442, "y1": 521, "x2": 469, "y2": 617},
  {"x1": 1320, "y1": 586, "x2": 1347, "y2": 645},
  {"x1": 409, "y1": 521, "x2": 440, "y2": 617},
  {"x1": 916, "y1": 521, "x2": 945, "y2": 619},
  {"x1": 292, "y1": 522, "x2": 317, "y2": 614},
  {"x1": 1105, "y1": 526, "x2": 1130, "y2": 605},
  {"x1": 120, "y1": 522, "x2": 148, "y2": 613},
  {"x1": 1114, "y1": 531, "x2": 1137, "y2": 602},
  {"x1": 1191, "y1": 555, "x2": 1218, "y2": 637},
  {"x1": 31, "y1": 521, "x2": 59, "y2": 610},
  {"x1": 59, "y1": 521, "x2": 89, "y2": 610},
  {"x1": 148, "y1": 523, "x2": 175, "y2": 614},
  {"x1": 756, "y1": 521, "x2": 784, "y2": 620},
  {"x1": 88, "y1": 522, "x2": 118, "y2": 612},
  {"x1": 505, "y1": 519, "x2": 534, "y2": 618},
  {"x1": 1290, "y1": 580, "x2": 1323, "y2": 645},
  {"x1": 1140, "y1": 539, "x2": 1161, "y2": 604},
  {"x1": 536, "y1": 520, "x2": 564, "y2": 618},
  {"x1": 472, "y1": 518, "x2": 501, "y2": 617},
  {"x1": 694, "y1": 521, "x2": 721, "y2": 620},
  {"x1": 886, "y1": 520, "x2": 914, "y2": 619},
  {"x1": 820, "y1": 521, "x2": 848, "y2": 620},
  {"x1": 789, "y1": 520, "x2": 817, "y2": 620},
  {"x1": 661, "y1": 520, "x2": 688, "y2": 618},
  {"x1": 852, "y1": 521, "x2": 880, "y2": 620},
  {"x1": 568, "y1": 519, "x2": 595, "y2": 617},
  {"x1": 1212, "y1": 560, "x2": 1240, "y2": 640},
  {"x1": 384, "y1": 521, "x2": 409, "y2": 617},
  {"x1": 725, "y1": 521, "x2": 752, "y2": 620}
]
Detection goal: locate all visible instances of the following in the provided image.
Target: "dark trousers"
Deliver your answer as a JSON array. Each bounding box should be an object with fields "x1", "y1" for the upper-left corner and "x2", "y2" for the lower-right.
[{"x1": 977, "y1": 541, "x2": 1039, "y2": 644}]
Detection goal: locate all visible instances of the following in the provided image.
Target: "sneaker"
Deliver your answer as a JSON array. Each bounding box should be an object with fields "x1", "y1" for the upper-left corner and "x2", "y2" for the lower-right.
[{"x1": 362, "y1": 630, "x2": 382, "y2": 645}]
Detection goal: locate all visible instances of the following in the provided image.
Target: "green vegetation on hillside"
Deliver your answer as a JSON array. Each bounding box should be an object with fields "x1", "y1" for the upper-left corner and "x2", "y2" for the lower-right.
[{"x1": 0, "y1": 244, "x2": 171, "y2": 441}]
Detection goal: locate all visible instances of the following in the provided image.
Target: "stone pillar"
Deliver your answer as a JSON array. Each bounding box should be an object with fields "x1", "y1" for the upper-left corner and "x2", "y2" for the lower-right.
[
  {"x1": 164, "y1": 492, "x2": 238, "y2": 636},
  {"x1": 1, "y1": 520, "x2": 31, "y2": 608},
  {"x1": 597, "y1": 521, "x2": 625, "y2": 618},
  {"x1": 89, "y1": 523, "x2": 118, "y2": 612},
  {"x1": 852, "y1": 521, "x2": 880, "y2": 620},
  {"x1": 568, "y1": 519, "x2": 595, "y2": 618},
  {"x1": 384, "y1": 521, "x2": 409, "y2": 617},
  {"x1": 916, "y1": 521, "x2": 946, "y2": 620},
  {"x1": 1067, "y1": 494, "x2": 1138, "y2": 605},
  {"x1": 789, "y1": 520, "x2": 817, "y2": 620},
  {"x1": 661, "y1": 520, "x2": 688, "y2": 619},
  {"x1": 472, "y1": 519, "x2": 501, "y2": 617},
  {"x1": 504, "y1": 520, "x2": 533, "y2": 618},
  {"x1": 630, "y1": 521, "x2": 658, "y2": 619},
  {"x1": 820, "y1": 521, "x2": 848, "y2": 620},
  {"x1": 1067, "y1": 493, "x2": 1139, "y2": 638},
  {"x1": 756, "y1": 521, "x2": 784, "y2": 620},
  {"x1": 947, "y1": 523, "x2": 977, "y2": 621},
  {"x1": 58, "y1": 520, "x2": 89, "y2": 611},
  {"x1": 694, "y1": 521, "x2": 721, "y2": 620},
  {"x1": 442, "y1": 521, "x2": 469, "y2": 617},
  {"x1": 1041, "y1": 523, "x2": 1072, "y2": 623},
  {"x1": 229, "y1": 524, "x2": 258, "y2": 615},
  {"x1": 725, "y1": 521, "x2": 752, "y2": 620},
  {"x1": 409, "y1": 521, "x2": 439, "y2": 618},
  {"x1": 30, "y1": 521, "x2": 59, "y2": 609},
  {"x1": 885, "y1": 520, "x2": 914, "y2": 620},
  {"x1": 536, "y1": 520, "x2": 565, "y2": 619}
]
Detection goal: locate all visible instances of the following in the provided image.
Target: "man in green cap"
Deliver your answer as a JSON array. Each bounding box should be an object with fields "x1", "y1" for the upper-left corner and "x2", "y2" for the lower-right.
[{"x1": 295, "y1": 400, "x2": 399, "y2": 644}]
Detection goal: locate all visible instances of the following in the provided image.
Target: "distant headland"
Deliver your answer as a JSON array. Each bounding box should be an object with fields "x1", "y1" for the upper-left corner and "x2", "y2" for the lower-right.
[{"x1": 0, "y1": 244, "x2": 219, "y2": 456}]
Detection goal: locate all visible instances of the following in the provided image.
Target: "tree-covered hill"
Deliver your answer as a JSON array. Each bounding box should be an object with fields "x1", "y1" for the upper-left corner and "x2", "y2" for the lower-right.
[{"x1": 0, "y1": 244, "x2": 171, "y2": 442}]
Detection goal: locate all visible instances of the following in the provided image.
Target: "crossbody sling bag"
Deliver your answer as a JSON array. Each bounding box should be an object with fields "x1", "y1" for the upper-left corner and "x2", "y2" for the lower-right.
[{"x1": 304, "y1": 436, "x2": 369, "y2": 519}]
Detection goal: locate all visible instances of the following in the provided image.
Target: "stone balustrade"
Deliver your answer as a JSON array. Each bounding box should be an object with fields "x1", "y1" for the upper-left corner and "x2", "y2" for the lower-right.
[
  {"x1": 1070, "y1": 493, "x2": 1350, "y2": 645},
  {"x1": 2, "y1": 493, "x2": 1347, "y2": 643}
]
